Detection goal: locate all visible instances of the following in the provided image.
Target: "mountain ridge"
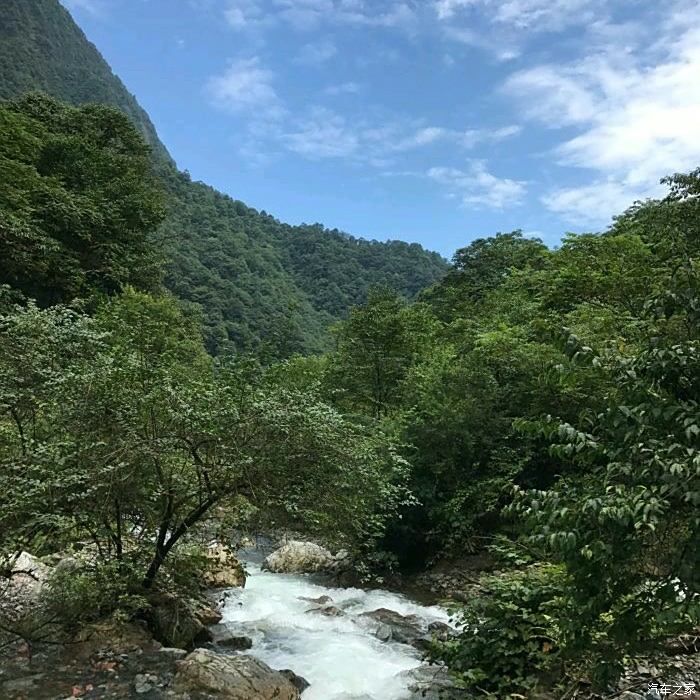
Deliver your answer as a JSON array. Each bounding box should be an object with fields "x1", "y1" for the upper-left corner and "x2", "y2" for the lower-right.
[{"x1": 0, "y1": 0, "x2": 448, "y2": 356}]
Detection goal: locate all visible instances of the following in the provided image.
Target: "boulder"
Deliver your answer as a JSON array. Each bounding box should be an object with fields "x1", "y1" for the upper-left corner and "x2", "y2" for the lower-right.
[
  {"x1": 10, "y1": 551, "x2": 50, "y2": 586},
  {"x1": 357, "y1": 608, "x2": 424, "y2": 645},
  {"x1": 401, "y1": 665, "x2": 465, "y2": 700},
  {"x1": 202, "y1": 544, "x2": 246, "y2": 589},
  {"x1": 210, "y1": 624, "x2": 253, "y2": 650},
  {"x1": 298, "y1": 594, "x2": 333, "y2": 605},
  {"x1": 193, "y1": 600, "x2": 223, "y2": 626},
  {"x1": 305, "y1": 605, "x2": 344, "y2": 617},
  {"x1": 279, "y1": 669, "x2": 310, "y2": 694},
  {"x1": 149, "y1": 593, "x2": 212, "y2": 649},
  {"x1": 173, "y1": 649, "x2": 300, "y2": 699},
  {"x1": 262, "y1": 541, "x2": 335, "y2": 574},
  {"x1": 72, "y1": 620, "x2": 157, "y2": 660},
  {"x1": 2, "y1": 552, "x2": 50, "y2": 607}
]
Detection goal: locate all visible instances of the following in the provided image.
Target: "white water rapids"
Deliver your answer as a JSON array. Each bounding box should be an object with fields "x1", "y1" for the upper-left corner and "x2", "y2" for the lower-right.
[{"x1": 221, "y1": 561, "x2": 451, "y2": 699}]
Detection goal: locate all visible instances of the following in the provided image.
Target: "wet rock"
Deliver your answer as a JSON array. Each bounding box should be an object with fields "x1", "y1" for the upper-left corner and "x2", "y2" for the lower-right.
[
  {"x1": 298, "y1": 595, "x2": 333, "y2": 605},
  {"x1": 401, "y1": 665, "x2": 465, "y2": 700},
  {"x1": 262, "y1": 541, "x2": 335, "y2": 574},
  {"x1": 306, "y1": 605, "x2": 344, "y2": 617},
  {"x1": 173, "y1": 649, "x2": 300, "y2": 699},
  {"x1": 149, "y1": 593, "x2": 212, "y2": 649},
  {"x1": 210, "y1": 624, "x2": 253, "y2": 650},
  {"x1": 193, "y1": 601, "x2": 223, "y2": 626},
  {"x1": 279, "y1": 669, "x2": 311, "y2": 693},
  {"x1": 357, "y1": 608, "x2": 424, "y2": 644},
  {"x1": 428, "y1": 621, "x2": 453, "y2": 637},
  {"x1": 202, "y1": 543, "x2": 247, "y2": 589}
]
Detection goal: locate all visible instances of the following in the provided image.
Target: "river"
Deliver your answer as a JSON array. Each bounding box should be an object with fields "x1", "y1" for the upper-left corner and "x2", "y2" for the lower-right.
[{"x1": 221, "y1": 560, "x2": 452, "y2": 699}]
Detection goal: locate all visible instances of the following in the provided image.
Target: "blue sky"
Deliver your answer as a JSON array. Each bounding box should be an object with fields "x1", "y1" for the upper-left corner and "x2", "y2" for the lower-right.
[{"x1": 61, "y1": 0, "x2": 700, "y2": 257}]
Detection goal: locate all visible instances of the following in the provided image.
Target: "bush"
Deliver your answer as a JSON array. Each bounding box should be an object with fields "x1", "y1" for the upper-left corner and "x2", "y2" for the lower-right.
[{"x1": 433, "y1": 563, "x2": 568, "y2": 697}]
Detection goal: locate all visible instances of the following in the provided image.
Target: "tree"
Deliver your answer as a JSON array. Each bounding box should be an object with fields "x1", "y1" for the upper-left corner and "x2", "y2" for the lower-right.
[
  {"x1": 423, "y1": 230, "x2": 549, "y2": 318},
  {"x1": 325, "y1": 288, "x2": 438, "y2": 418},
  {"x1": 0, "y1": 290, "x2": 408, "y2": 601},
  {"x1": 512, "y1": 260, "x2": 700, "y2": 686},
  {"x1": 0, "y1": 93, "x2": 165, "y2": 305}
]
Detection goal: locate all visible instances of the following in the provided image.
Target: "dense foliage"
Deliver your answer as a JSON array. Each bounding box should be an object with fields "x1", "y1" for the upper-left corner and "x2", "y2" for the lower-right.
[
  {"x1": 0, "y1": 292, "x2": 407, "y2": 602},
  {"x1": 308, "y1": 177, "x2": 700, "y2": 693},
  {"x1": 0, "y1": 93, "x2": 165, "y2": 305},
  {"x1": 0, "y1": 97, "x2": 408, "y2": 639},
  {"x1": 0, "y1": 0, "x2": 170, "y2": 163},
  {"x1": 2, "y1": 2, "x2": 698, "y2": 693}
]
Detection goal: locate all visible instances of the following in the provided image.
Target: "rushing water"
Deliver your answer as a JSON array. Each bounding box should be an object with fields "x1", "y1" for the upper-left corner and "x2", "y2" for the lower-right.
[{"x1": 221, "y1": 561, "x2": 451, "y2": 700}]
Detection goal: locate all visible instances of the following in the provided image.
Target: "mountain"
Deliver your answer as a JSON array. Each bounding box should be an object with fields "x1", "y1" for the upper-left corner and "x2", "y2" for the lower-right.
[
  {"x1": 0, "y1": 0, "x2": 170, "y2": 164},
  {"x1": 0, "y1": 0, "x2": 448, "y2": 356}
]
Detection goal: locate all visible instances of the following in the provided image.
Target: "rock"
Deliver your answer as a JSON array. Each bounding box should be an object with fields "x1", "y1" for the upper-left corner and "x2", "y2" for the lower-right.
[
  {"x1": 619, "y1": 693, "x2": 645, "y2": 700},
  {"x1": 210, "y1": 624, "x2": 253, "y2": 650},
  {"x1": 306, "y1": 605, "x2": 344, "y2": 617},
  {"x1": 401, "y1": 665, "x2": 464, "y2": 700},
  {"x1": 149, "y1": 593, "x2": 212, "y2": 649},
  {"x1": 1, "y1": 552, "x2": 50, "y2": 608},
  {"x1": 279, "y1": 669, "x2": 310, "y2": 693},
  {"x1": 262, "y1": 541, "x2": 335, "y2": 574},
  {"x1": 427, "y1": 621, "x2": 455, "y2": 641},
  {"x1": 193, "y1": 601, "x2": 223, "y2": 626},
  {"x1": 173, "y1": 649, "x2": 300, "y2": 699},
  {"x1": 158, "y1": 647, "x2": 188, "y2": 661},
  {"x1": 202, "y1": 544, "x2": 247, "y2": 589},
  {"x1": 357, "y1": 608, "x2": 424, "y2": 645},
  {"x1": 72, "y1": 620, "x2": 157, "y2": 660},
  {"x1": 9, "y1": 551, "x2": 50, "y2": 584},
  {"x1": 134, "y1": 672, "x2": 158, "y2": 694},
  {"x1": 298, "y1": 594, "x2": 333, "y2": 605}
]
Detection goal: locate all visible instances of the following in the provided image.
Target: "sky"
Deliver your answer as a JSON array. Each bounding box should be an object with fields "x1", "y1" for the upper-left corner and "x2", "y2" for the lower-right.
[{"x1": 60, "y1": 0, "x2": 700, "y2": 257}]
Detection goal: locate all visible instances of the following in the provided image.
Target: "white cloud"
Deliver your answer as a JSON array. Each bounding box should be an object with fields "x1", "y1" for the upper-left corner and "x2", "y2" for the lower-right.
[
  {"x1": 296, "y1": 39, "x2": 338, "y2": 64},
  {"x1": 282, "y1": 108, "x2": 360, "y2": 158},
  {"x1": 505, "y1": 12, "x2": 700, "y2": 223},
  {"x1": 428, "y1": 162, "x2": 527, "y2": 208},
  {"x1": 460, "y1": 124, "x2": 521, "y2": 147},
  {"x1": 224, "y1": 0, "x2": 268, "y2": 29},
  {"x1": 542, "y1": 180, "x2": 651, "y2": 224},
  {"x1": 223, "y1": 0, "x2": 417, "y2": 33},
  {"x1": 393, "y1": 127, "x2": 451, "y2": 150},
  {"x1": 206, "y1": 57, "x2": 285, "y2": 118},
  {"x1": 435, "y1": 0, "x2": 602, "y2": 29},
  {"x1": 325, "y1": 81, "x2": 362, "y2": 95}
]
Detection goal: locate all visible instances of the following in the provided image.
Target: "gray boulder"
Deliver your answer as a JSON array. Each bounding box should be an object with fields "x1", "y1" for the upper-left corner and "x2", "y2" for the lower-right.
[
  {"x1": 173, "y1": 649, "x2": 300, "y2": 699},
  {"x1": 262, "y1": 541, "x2": 335, "y2": 574},
  {"x1": 357, "y1": 608, "x2": 424, "y2": 644},
  {"x1": 401, "y1": 665, "x2": 465, "y2": 700},
  {"x1": 210, "y1": 623, "x2": 253, "y2": 650},
  {"x1": 149, "y1": 593, "x2": 212, "y2": 649}
]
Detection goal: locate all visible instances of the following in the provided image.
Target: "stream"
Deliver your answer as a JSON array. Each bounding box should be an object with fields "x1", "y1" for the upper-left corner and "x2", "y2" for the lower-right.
[{"x1": 221, "y1": 560, "x2": 452, "y2": 699}]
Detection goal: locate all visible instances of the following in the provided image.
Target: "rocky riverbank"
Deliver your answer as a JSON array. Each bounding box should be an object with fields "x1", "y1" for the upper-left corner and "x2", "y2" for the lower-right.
[{"x1": 2, "y1": 541, "x2": 697, "y2": 699}]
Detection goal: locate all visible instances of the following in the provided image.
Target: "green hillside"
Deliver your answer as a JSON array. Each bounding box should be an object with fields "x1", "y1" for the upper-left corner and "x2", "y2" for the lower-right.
[{"x1": 0, "y1": 0, "x2": 447, "y2": 356}]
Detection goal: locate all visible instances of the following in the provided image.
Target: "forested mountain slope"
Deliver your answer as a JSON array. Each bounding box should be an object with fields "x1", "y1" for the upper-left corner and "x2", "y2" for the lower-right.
[{"x1": 0, "y1": 0, "x2": 447, "y2": 356}]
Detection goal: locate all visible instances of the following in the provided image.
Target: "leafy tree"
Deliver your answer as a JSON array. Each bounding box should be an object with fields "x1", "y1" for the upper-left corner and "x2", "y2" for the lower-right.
[
  {"x1": 0, "y1": 93, "x2": 165, "y2": 305},
  {"x1": 423, "y1": 230, "x2": 548, "y2": 318},
  {"x1": 325, "y1": 288, "x2": 439, "y2": 418},
  {"x1": 511, "y1": 260, "x2": 700, "y2": 686},
  {"x1": 0, "y1": 290, "x2": 407, "y2": 601}
]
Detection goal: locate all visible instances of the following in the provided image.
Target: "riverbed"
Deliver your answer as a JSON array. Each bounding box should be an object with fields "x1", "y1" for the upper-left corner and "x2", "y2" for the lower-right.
[{"x1": 221, "y1": 561, "x2": 452, "y2": 699}]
